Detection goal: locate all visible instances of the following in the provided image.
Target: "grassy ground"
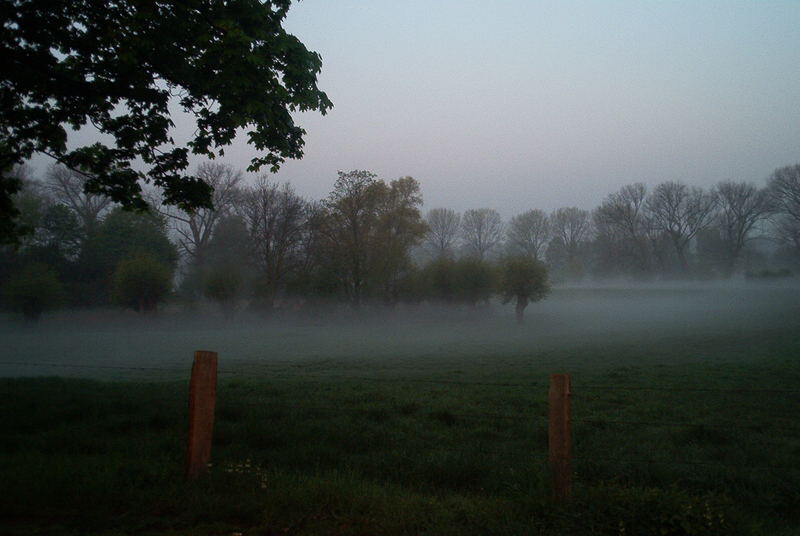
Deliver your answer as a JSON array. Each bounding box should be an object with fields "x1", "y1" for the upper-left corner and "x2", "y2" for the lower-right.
[{"x1": 1, "y1": 286, "x2": 799, "y2": 534}]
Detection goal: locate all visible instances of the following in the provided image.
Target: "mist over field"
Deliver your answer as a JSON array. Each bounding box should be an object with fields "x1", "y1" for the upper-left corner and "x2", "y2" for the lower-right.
[{"x1": 3, "y1": 283, "x2": 798, "y2": 380}]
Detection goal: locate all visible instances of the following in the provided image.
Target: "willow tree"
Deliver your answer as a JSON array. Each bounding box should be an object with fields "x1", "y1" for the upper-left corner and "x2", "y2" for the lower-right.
[{"x1": 499, "y1": 255, "x2": 550, "y2": 323}]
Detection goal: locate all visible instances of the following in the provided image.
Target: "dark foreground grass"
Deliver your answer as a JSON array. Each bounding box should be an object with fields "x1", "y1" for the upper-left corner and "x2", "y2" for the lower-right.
[{"x1": 1, "y1": 326, "x2": 799, "y2": 534}]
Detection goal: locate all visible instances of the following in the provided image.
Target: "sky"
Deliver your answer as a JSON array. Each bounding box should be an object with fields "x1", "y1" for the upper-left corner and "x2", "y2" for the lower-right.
[{"x1": 30, "y1": 0, "x2": 800, "y2": 217}]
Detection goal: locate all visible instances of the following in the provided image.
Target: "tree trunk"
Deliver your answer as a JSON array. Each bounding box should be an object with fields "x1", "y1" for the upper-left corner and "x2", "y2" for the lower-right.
[{"x1": 515, "y1": 295, "x2": 528, "y2": 324}]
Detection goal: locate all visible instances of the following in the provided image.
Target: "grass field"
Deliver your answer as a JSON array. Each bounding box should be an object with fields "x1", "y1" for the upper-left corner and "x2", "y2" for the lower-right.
[{"x1": 1, "y1": 285, "x2": 799, "y2": 535}]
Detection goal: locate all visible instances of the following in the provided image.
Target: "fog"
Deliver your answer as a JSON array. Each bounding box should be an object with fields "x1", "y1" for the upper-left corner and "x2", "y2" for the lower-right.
[{"x1": 2, "y1": 283, "x2": 798, "y2": 380}]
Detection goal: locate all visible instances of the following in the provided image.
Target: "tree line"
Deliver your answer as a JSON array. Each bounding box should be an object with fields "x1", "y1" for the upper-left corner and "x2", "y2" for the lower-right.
[{"x1": 2, "y1": 162, "x2": 800, "y2": 320}]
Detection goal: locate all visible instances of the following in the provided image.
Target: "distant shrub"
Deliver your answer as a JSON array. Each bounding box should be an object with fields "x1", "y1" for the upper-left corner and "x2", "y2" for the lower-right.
[
  {"x1": 2, "y1": 263, "x2": 63, "y2": 321},
  {"x1": 112, "y1": 253, "x2": 173, "y2": 313},
  {"x1": 498, "y1": 255, "x2": 550, "y2": 322},
  {"x1": 418, "y1": 257, "x2": 459, "y2": 302},
  {"x1": 203, "y1": 266, "x2": 243, "y2": 313},
  {"x1": 453, "y1": 257, "x2": 496, "y2": 306}
]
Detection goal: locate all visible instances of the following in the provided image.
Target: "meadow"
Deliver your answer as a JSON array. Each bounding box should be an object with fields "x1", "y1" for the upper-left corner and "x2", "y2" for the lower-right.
[{"x1": 1, "y1": 284, "x2": 799, "y2": 535}]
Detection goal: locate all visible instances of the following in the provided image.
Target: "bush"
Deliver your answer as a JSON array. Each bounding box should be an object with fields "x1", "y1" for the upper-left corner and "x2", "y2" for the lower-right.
[
  {"x1": 112, "y1": 253, "x2": 173, "y2": 313},
  {"x1": 418, "y1": 257, "x2": 459, "y2": 302},
  {"x1": 2, "y1": 263, "x2": 63, "y2": 321},
  {"x1": 454, "y1": 257, "x2": 496, "y2": 306},
  {"x1": 203, "y1": 266, "x2": 243, "y2": 313},
  {"x1": 498, "y1": 255, "x2": 550, "y2": 322}
]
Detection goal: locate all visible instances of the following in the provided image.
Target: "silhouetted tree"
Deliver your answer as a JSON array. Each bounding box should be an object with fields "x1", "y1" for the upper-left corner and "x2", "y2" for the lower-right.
[
  {"x1": 425, "y1": 208, "x2": 461, "y2": 259},
  {"x1": 3, "y1": 263, "x2": 63, "y2": 321},
  {"x1": 550, "y1": 207, "x2": 591, "y2": 279},
  {"x1": 371, "y1": 177, "x2": 428, "y2": 304},
  {"x1": 507, "y1": 209, "x2": 551, "y2": 260},
  {"x1": 78, "y1": 207, "x2": 177, "y2": 304},
  {"x1": 646, "y1": 182, "x2": 717, "y2": 273},
  {"x1": 112, "y1": 253, "x2": 173, "y2": 313},
  {"x1": 498, "y1": 255, "x2": 550, "y2": 323},
  {"x1": 45, "y1": 165, "x2": 112, "y2": 237},
  {"x1": 594, "y1": 184, "x2": 651, "y2": 275},
  {"x1": 238, "y1": 176, "x2": 307, "y2": 309},
  {"x1": 160, "y1": 162, "x2": 243, "y2": 270},
  {"x1": 461, "y1": 208, "x2": 504, "y2": 260},
  {"x1": 317, "y1": 171, "x2": 425, "y2": 307},
  {"x1": 713, "y1": 181, "x2": 771, "y2": 275},
  {"x1": 454, "y1": 257, "x2": 496, "y2": 306},
  {"x1": 1, "y1": 0, "x2": 332, "y2": 242},
  {"x1": 767, "y1": 164, "x2": 800, "y2": 256}
]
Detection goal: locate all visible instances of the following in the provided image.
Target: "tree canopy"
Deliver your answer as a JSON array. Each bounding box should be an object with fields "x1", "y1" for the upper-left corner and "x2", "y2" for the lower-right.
[
  {"x1": 498, "y1": 255, "x2": 550, "y2": 323},
  {"x1": 0, "y1": 0, "x2": 331, "y2": 243}
]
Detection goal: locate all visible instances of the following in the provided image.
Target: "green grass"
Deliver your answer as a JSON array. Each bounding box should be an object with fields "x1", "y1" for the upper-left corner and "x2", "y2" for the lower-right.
[{"x1": 1, "y1": 286, "x2": 800, "y2": 534}]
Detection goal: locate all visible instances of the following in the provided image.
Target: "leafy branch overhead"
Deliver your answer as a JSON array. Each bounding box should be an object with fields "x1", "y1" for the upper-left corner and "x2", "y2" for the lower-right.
[{"x1": 0, "y1": 0, "x2": 332, "y2": 241}]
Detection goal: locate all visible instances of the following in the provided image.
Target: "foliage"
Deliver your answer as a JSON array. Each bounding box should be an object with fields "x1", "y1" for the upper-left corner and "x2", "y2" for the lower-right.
[
  {"x1": 111, "y1": 253, "x2": 173, "y2": 313},
  {"x1": 498, "y1": 255, "x2": 549, "y2": 322},
  {"x1": 318, "y1": 171, "x2": 426, "y2": 306},
  {"x1": 2, "y1": 263, "x2": 63, "y2": 320},
  {"x1": 203, "y1": 265, "x2": 243, "y2": 314},
  {"x1": 454, "y1": 256, "x2": 496, "y2": 305},
  {"x1": 499, "y1": 255, "x2": 549, "y2": 302},
  {"x1": 419, "y1": 257, "x2": 460, "y2": 302},
  {"x1": 81, "y1": 207, "x2": 178, "y2": 279},
  {"x1": 35, "y1": 204, "x2": 83, "y2": 260},
  {"x1": 1, "y1": 0, "x2": 331, "y2": 243}
]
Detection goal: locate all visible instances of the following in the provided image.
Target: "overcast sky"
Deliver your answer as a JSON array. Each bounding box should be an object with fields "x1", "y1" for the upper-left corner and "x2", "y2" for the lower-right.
[{"x1": 31, "y1": 0, "x2": 800, "y2": 217}]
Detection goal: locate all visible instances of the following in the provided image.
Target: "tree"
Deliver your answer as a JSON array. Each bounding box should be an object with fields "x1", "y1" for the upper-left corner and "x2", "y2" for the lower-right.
[
  {"x1": 188, "y1": 214, "x2": 251, "y2": 307},
  {"x1": 549, "y1": 207, "x2": 591, "y2": 278},
  {"x1": 161, "y1": 162, "x2": 243, "y2": 268},
  {"x1": 646, "y1": 182, "x2": 717, "y2": 273},
  {"x1": 3, "y1": 166, "x2": 45, "y2": 245},
  {"x1": 371, "y1": 177, "x2": 428, "y2": 303},
  {"x1": 81, "y1": 208, "x2": 177, "y2": 276},
  {"x1": 3, "y1": 263, "x2": 63, "y2": 321},
  {"x1": 594, "y1": 184, "x2": 651, "y2": 276},
  {"x1": 45, "y1": 165, "x2": 113, "y2": 237},
  {"x1": 424, "y1": 208, "x2": 461, "y2": 259},
  {"x1": 238, "y1": 176, "x2": 307, "y2": 309},
  {"x1": 454, "y1": 257, "x2": 496, "y2": 306},
  {"x1": 712, "y1": 181, "x2": 771, "y2": 275},
  {"x1": 461, "y1": 208, "x2": 504, "y2": 260},
  {"x1": 112, "y1": 253, "x2": 173, "y2": 313},
  {"x1": 34, "y1": 204, "x2": 83, "y2": 262},
  {"x1": 318, "y1": 170, "x2": 382, "y2": 306},
  {"x1": 507, "y1": 209, "x2": 550, "y2": 260},
  {"x1": 78, "y1": 207, "x2": 177, "y2": 304},
  {"x1": 768, "y1": 164, "x2": 800, "y2": 256},
  {"x1": 498, "y1": 255, "x2": 550, "y2": 323},
  {"x1": 419, "y1": 257, "x2": 459, "y2": 302},
  {"x1": 203, "y1": 266, "x2": 243, "y2": 315},
  {"x1": 1, "y1": 0, "x2": 332, "y2": 243},
  {"x1": 316, "y1": 171, "x2": 426, "y2": 307}
]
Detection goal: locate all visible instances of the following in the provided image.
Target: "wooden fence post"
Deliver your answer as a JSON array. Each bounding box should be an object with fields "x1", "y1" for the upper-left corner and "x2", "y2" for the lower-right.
[
  {"x1": 186, "y1": 350, "x2": 218, "y2": 479},
  {"x1": 548, "y1": 373, "x2": 572, "y2": 501}
]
